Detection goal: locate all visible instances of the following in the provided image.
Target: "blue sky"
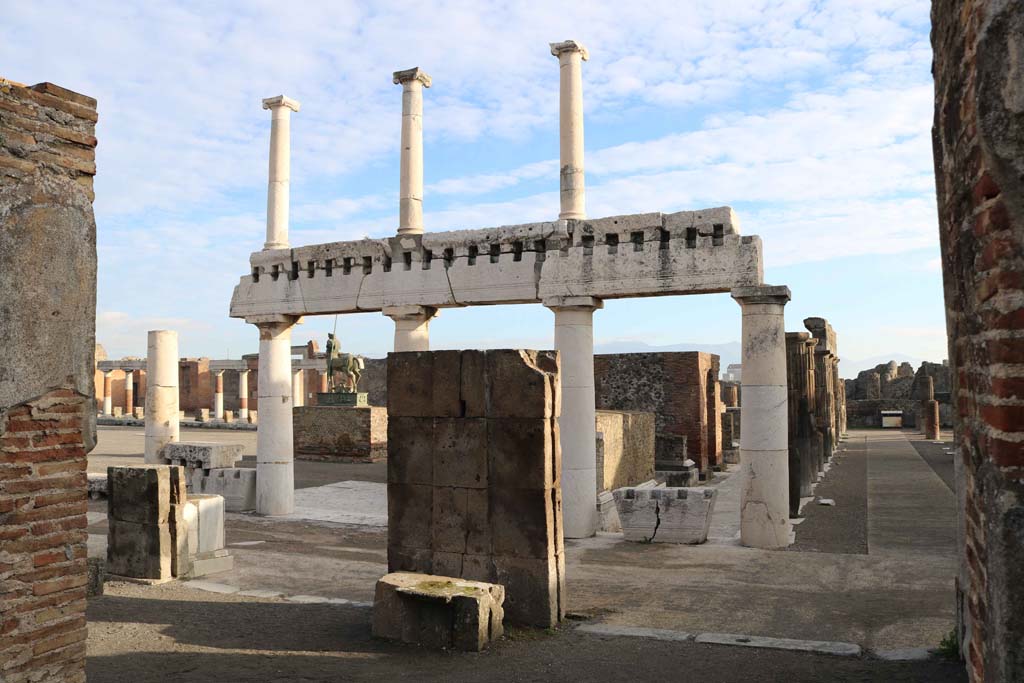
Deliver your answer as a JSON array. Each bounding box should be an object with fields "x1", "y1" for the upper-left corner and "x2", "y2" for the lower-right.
[{"x1": 2, "y1": 1, "x2": 946, "y2": 375}]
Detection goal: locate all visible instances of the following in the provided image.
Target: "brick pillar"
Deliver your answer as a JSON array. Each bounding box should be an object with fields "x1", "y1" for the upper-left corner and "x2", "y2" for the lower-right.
[{"x1": 931, "y1": 2, "x2": 1024, "y2": 679}]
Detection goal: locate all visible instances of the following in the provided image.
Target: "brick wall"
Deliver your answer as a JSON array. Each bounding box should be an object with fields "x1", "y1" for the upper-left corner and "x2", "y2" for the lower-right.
[
  {"x1": 593, "y1": 352, "x2": 722, "y2": 474},
  {"x1": 1, "y1": 78, "x2": 97, "y2": 683},
  {"x1": 931, "y1": 2, "x2": 1024, "y2": 680},
  {"x1": 294, "y1": 406, "x2": 387, "y2": 461}
]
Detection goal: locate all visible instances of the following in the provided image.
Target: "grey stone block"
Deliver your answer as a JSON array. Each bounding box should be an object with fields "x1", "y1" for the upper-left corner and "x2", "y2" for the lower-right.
[
  {"x1": 492, "y1": 554, "x2": 563, "y2": 628},
  {"x1": 387, "y1": 416, "x2": 434, "y2": 485},
  {"x1": 488, "y1": 418, "x2": 557, "y2": 490},
  {"x1": 373, "y1": 572, "x2": 504, "y2": 651},
  {"x1": 87, "y1": 557, "x2": 105, "y2": 597},
  {"x1": 485, "y1": 350, "x2": 559, "y2": 418},
  {"x1": 387, "y1": 483, "x2": 433, "y2": 550},
  {"x1": 189, "y1": 467, "x2": 256, "y2": 512},
  {"x1": 490, "y1": 487, "x2": 557, "y2": 559},
  {"x1": 433, "y1": 418, "x2": 487, "y2": 488},
  {"x1": 613, "y1": 487, "x2": 717, "y2": 544},
  {"x1": 106, "y1": 518, "x2": 172, "y2": 579},
  {"x1": 161, "y1": 441, "x2": 244, "y2": 470}
]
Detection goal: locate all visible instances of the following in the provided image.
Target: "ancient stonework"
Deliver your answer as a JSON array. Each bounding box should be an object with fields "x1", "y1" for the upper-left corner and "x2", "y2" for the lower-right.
[
  {"x1": 785, "y1": 332, "x2": 820, "y2": 516},
  {"x1": 931, "y1": 2, "x2": 1024, "y2": 679},
  {"x1": 386, "y1": 350, "x2": 565, "y2": 628},
  {"x1": 293, "y1": 405, "x2": 387, "y2": 462},
  {"x1": 0, "y1": 79, "x2": 97, "y2": 683},
  {"x1": 594, "y1": 410, "x2": 655, "y2": 491}
]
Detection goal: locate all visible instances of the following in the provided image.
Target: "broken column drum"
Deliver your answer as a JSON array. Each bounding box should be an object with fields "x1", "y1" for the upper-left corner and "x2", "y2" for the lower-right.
[
  {"x1": 732, "y1": 286, "x2": 792, "y2": 549},
  {"x1": 144, "y1": 330, "x2": 179, "y2": 464}
]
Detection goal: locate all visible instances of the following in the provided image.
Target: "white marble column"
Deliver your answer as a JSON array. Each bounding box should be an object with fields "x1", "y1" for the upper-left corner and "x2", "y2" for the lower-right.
[
  {"x1": 238, "y1": 369, "x2": 250, "y2": 420},
  {"x1": 101, "y1": 371, "x2": 113, "y2": 417},
  {"x1": 213, "y1": 370, "x2": 225, "y2": 420},
  {"x1": 124, "y1": 370, "x2": 134, "y2": 416},
  {"x1": 550, "y1": 40, "x2": 588, "y2": 221},
  {"x1": 545, "y1": 295, "x2": 603, "y2": 538},
  {"x1": 292, "y1": 368, "x2": 304, "y2": 408},
  {"x1": 252, "y1": 315, "x2": 299, "y2": 515},
  {"x1": 144, "y1": 330, "x2": 179, "y2": 464},
  {"x1": 262, "y1": 95, "x2": 301, "y2": 250},
  {"x1": 732, "y1": 286, "x2": 792, "y2": 549},
  {"x1": 384, "y1": 305, "x2": 438, "y2": 352},
  {"x1": 393, "y1": 68, "x2": 431, "y2": 236}
]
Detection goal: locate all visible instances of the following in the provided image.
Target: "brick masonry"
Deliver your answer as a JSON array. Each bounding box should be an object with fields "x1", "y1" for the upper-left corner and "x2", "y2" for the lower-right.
[
  {"x1": 1, "y1": 79, "x2": 98, "y2": 683},
  {"x1": 293, "y1": 406, "x2": 387, "y2": 462},
  {"x1": 931, "y1": 2, "x2": 1024, "y2": 680},
  {"x1": 386, "y1": 350, "x2": 565, "y2": 628},
  {"x1": 593, "y1": 352, "x2": 722, "y2": 474}
]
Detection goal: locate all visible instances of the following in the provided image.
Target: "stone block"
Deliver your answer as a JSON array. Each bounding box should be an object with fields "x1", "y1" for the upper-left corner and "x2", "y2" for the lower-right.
[
  {"x1": 485, "y1": 350, "x2": 559, "y2": 418},
  {"x1": 488, "y1": 418, "x2": 557, "y2": 490},
  {"x1": 387, "y1": 352, "x2": 435, "y2": 417},
  {"x1": 431, "y1": 350, "x2": 463, "y2": 417},
  {"x1": 387, "y1": 416, "x2": 434, "y2": 485},
  {"x1": 224, "y1": 410, "x2": 235, "y2": 423},
  {"x1": 195, "y1": 408, "x2": 209, "y2": 422},
  {"x1": 191, "y1": 550, "x2": 234, "y2": 577},
  {"x1": 106, "y1": 518, "x2": 172, "y2": 579},
  {"x1": 597, "y1": 490, "x2": 621, "y2": 533},
  {"x1": 107, "y1": 465, "x2": 183, "y2": 525},
  {"x1": 460, "y1": 350, "x2": 487, "y2": 417},
  {"x1": 112, "y1": 406, "x2": 123, "y2": 417},
  {"x1": 490, "y1": 487, "x2": 556, "y2": 559},
  {"x1": 373, "y1": 572, "x2": 504, "y2": 652},
  {"x1": 190, "y1": 493, "x2": 226, "y2": 553},
  {"x1": 492, "y1": 554, "x2": 563, "y2": 628},
  {"x1": 87, "y1": 557, "x2": 105, "y2": 597},
  {"x1": 388, "y1": 546, "x2": 433, "y2": 574},
  {"x1": 387, "y1": 483, "x2": 433, "y2": 550},
  {"x1": 432, "y1": 486, "x2": 469, "y2": 553},
  {"x1": 656, "y1": 469, "x2": 699, "y2": 487},
  {"x1": 248, "y1": 410, "x2": 258, "y2": 424},
  {"x1": 433, "y1": 418, "x2": 488, "y2": 488},
  {"x1": 161, "y1": 442, "x2": 244, "y2": 470},
  {"x1": 133, "y1": 407, "x2": 145, "y2": 419},
  {"x1": 189, "y1": 467, "x2": 256, "y2": 511},
  {"x1": 613, "y1": 487, "x2": 717, "y2": 544}
]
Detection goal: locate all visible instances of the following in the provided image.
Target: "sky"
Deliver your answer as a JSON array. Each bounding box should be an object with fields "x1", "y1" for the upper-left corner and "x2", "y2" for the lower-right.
[{"x1": 1, "y1": 0, "x2": 948, "y2": 376}]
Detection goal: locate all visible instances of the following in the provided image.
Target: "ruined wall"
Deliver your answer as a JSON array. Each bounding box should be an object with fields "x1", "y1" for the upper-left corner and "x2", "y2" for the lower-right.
[
  {"x1": 845, "y1": 360, "x2": 954, "y2": 428},
  {"x1": 931, "y1": 2, "x2": 1024, "y2": 679},
  {"x1": 594, "y1": 410, "x2": 656, "y2": 491},
  {"x1": 0, "y1": 78, "x2": 97, "y2": 683},
  {"x1": 294, "y1": 406, "x2": 387, "y2": 462},
  {"x1": 593, "y1": 352, "x2": 722, "y2": 474},
  {"x1": 178, "y1": 359, "x2": 211, "y2": 414},
  {"x1": 386, "y1": 350, "x2": 565, "y2": 628}
]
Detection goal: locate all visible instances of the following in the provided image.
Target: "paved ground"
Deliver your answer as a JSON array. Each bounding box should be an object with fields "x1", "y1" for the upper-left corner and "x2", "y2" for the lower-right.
[{"x1": 85, "y1": 426, "x2": 965, "y2": 681}]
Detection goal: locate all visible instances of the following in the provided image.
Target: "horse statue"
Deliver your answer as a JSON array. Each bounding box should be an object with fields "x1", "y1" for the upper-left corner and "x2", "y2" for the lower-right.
[{"x1": 325, "y1": 333, "x2": 364, "y2": 392}]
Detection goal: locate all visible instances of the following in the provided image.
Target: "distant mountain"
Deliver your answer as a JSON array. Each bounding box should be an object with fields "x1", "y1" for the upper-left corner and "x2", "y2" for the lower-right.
[{"x1": 594, "y1": 340, "x2": 741, "y2": 367}]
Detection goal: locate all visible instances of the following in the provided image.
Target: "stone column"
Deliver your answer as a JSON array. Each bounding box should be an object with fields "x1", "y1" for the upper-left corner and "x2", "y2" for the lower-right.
[
  {"x1": 238, "y1": 369, "x2": 250, "y2": 420},
  {"x1": 213, "y1": 370, "x2": 225, "y2": 420},
  {"x1": 252, "y1": 316, "x2": 299, "y2": 515},
  {"x1": 319, "y1": 370, "x2": 328, "y2": 393},
  {"x1": 550, "y1": 40, "x2": 588, "y2": 220},
  {"x1": 101, "y1": 371, "x2": 113, "y2": 416},
  {"x1": 732, "y1": 286, "x2": 792, "y2": 549},
  {"x1": 545, "y1": 295, "x2": 603, "y2": 538},
  {"x1": 393, "y1": 68, "x2": 431, "y2": 236},
  {"x1": 262, "y1": 95, "x2": 301, "y2": 250},
  {"x1": 144, "y1": 330, "x2": 179, "y2": 464},
  {"x1": 292, "y1": 368, "x2": 304, "y2": 408},
  {"x1": 384, "y1": 304, "x2": 438, "y2": 352},
  {"x1": 924, "y1": 400, "x2": 941, "y2": 440},
  {"x1": 124, "y1": 370, "x2": 134, "y2": 416}
]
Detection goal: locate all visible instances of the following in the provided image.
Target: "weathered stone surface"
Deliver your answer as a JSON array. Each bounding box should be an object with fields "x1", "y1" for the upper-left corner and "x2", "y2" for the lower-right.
[
  {"x1": 107, "y1": 465, "x2": 182, "y2": 525},
  {"x1": 106, "y1": 518, "x2": 172, "y2": 579},
  {"x1": 373, "y1": 572, "x2": 504, "y2": 651},
  {"x1": 488, "y1": 418, "x2": 557, "y2": 490},
  {"x1": 87, "y1": 557, "x2": 105, "y2": 597},
  {"x1": 294, "y1": 405, "x2": 387, "y2": 462},
  {"x1": 486, "y1": 350, "x2": 560, "y2": 418},
  {"x1": 595, "y1": 410, "x2": 655, "y2": 491},
  {"x1": 189, "y1": 467, "x2": 256, "y2": 511},
  {"x1": 434, "y1": 418, "x2": 488, "y2": 488},
  {"x1": 613, "y1": 487, "x2": 717, "y2": 544},
  {"x1": 161, "y1": 441, "x2": 244, "y2": 470}
]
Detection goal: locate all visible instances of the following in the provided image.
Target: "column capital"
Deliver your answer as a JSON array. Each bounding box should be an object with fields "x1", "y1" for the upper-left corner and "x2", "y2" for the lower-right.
[
  {"x1": 543, "y1": 295, "x2": 603, "y2": 311},
  {"x1": 102, "y1": 369, "x2": 114, "y2": 376},
  {"x1": 731, "y1": 285, "x2": 791, "y2": 306},
  {"x1": 383, "y1": 304, "x2": 439, "y2": 321},
  {"x1": 393, "y1": 67, "x2": 432, "y2": 88},
  {"x1": 214, "y1": 369, "x2": 225, "y2": 376},
  {"x1": 262, "y1": 95, "x2": 301, "y2": 112},
  {"x1": 550, "y1": 40, "x2": 589, "y2": 60}
]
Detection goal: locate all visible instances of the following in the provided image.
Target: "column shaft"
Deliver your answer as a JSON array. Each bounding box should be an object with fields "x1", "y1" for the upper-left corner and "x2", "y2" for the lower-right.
[
  {"x1": 102, "y1": 371, "x2": 113, "y2": 417},
  {"x1": 262, "y1": 96, "x2": 300, "y2": 250},
  {"x1": 256, "y1": 320, "x2": 296, "y2": 515},
  {"x1": 124, "y1": 370, "x2": 134, "y2": 414},
  {"x1": 292, "y1": 369, "x2": 304, "y2": 408},
  {"x1": 214, "y1": 371, "x2": 225, "y2": 420},
  {"x1": 550, "y1": 41, "x2": 589, "y2": 220},
  {"x1": 238, "y1": 370, "x2": 250, "y2": 419},
  {"x1": 393, "y1": 68, "x2": 431, "y2": 235},
  {"x1": 144, "y1": 330, "x2": 179, "y2": 464},
  {"x1": 733, "y1": 286, "x2": 792, "y2": 549}
]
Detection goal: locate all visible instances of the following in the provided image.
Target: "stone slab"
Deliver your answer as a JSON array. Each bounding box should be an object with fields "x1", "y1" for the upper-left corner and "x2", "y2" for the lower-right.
[
  {"x1": 613, "y1": 487, "x2": 717, "y2": 544},
  {"x1": 189, "y1": 467, "x2": 256, "y2": 512},
  {"x1": 694, "y1": 632, "x2": 862, "y2": 656},
  {"x1": 161, "y1": 441, "x2": 244, "y2": 469}
]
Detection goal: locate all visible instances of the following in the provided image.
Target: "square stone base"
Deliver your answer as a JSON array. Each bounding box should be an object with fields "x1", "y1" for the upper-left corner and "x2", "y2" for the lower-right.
[{"x1": 294, "y1": 406, "x2": 387, "y2": 462}]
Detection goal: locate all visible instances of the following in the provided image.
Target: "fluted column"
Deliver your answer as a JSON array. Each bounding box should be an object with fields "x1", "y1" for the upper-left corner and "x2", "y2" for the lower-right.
[
  {"x1": 144, "y1": 330, "x2": 179, "y2": 464},
  {"x1": 262, "y1": 95, "x2": 301, "y2": 250},
  {"x1": 393, "y1": 68, "x2": 431, "y2": 235},
  {"x1": 384, "y1": 304, "x2": 438, "y2": 352},
  {"x1": 550, "y1": 40, "x2": 588, "y2": 220},
  {"x1": 544, "y1": 295, "x2": 603, "y2": 538},
  {"x1": 732, "y1": 286, "x2": 792, "y2": 549}
]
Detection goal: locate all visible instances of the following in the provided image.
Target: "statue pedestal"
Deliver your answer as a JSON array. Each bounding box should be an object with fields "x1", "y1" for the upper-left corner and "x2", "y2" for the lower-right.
[
  {"x1": 294, "y1": 405, "x2": 387, "y2": 462},
  {"x1": 317, "y1": 392, "x2": 368, "y2": 407}
]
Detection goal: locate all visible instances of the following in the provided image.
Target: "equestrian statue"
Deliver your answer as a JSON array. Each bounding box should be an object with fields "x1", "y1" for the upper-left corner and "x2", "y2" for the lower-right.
[{"x1": 325, "y1": 333, "x2": 364, "y2": 392}]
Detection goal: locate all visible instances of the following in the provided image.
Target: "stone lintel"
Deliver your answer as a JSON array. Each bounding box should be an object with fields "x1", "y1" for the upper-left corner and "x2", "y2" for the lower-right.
[
  {"x1": 543, "y1": 295, "x2": 603, "y2": 311},
  {"x1": 550, "y1": 40, "x2": 589, "y2": 60},
  {"x1": 262, "y1": 95, "x2": 301, "y2": 112},
  {"x1": 208, "y1": 360, "x2": 250, "y2": 372},
  {"x1": 731, "y1": 285, "x2": 791, "y2": 306},
  {"x1": 392, "y1": 68, "x2": 432, "y2": 88}
]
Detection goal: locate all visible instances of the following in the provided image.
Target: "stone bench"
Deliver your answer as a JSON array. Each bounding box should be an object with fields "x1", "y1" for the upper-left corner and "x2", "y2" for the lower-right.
[
  {"x1": 612, "y1": 487, "x2": 717, "y2": 544},
  {"x1": 161, "y1": 442, "x2": 244, "y2": 471},
  {"x1": 188, "y1": 468, "x2": 256, "y2": 512},
  {"x1": 373, "y1": 572, "x2": 505, "y2": 651}
]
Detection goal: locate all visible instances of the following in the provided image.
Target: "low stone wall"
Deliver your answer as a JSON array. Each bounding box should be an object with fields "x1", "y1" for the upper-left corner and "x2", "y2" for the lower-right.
[
  {"x1": 293, "y1": 406, "x2": 387, "y2": 462},
  {"x1": 846, "y1": 398, "x2": 954, "y2": 428},
  {"x1": 595, "y1": 410, "x2": 655, "y2": 491}
]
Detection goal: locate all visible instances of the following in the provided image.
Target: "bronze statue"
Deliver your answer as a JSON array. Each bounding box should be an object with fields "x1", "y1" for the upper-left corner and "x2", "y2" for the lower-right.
[{"x1": 325, "y1": 333, "x2": 363, "y2": 392}]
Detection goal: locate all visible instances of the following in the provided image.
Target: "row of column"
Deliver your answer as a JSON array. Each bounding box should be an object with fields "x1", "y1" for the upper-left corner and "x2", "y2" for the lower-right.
[
  {"x1": 99, "y1": 369, "x2": 136, "y2": 417},
  {"x1": 249, "y1": 42, "x2": 795, "y2": 552}
]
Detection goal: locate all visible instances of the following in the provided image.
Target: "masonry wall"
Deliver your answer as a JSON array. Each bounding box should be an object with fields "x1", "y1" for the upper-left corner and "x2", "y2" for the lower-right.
[
  {"x1": 595, "y1": 410, "x2": 656, "y2": 491},
  {"x1": 593, "y1": 352, "x2": 722, "y2": 474},
  {"x1": 931, "y1": 2, "x2": 1024, "y2": 680},
  {"x1": 0, "y1": 78, "x2": 97, "y2": 683}
]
